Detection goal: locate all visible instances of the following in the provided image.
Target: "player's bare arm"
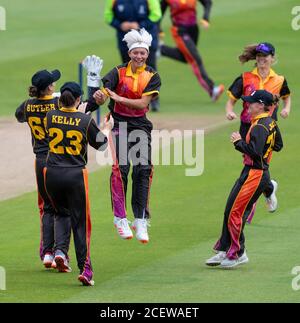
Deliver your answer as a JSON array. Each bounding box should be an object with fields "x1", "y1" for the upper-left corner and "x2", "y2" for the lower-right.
[
  {"x1": 225, "y1": 98, "x2": 238, "y2": 121},
  {"x1": 280, "y1": 95, "x2": 291, "y2": 119}
]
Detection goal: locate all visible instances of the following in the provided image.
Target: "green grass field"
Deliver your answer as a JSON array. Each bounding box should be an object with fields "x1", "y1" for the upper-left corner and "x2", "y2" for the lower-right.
[{"x1": 0, "y1": 0, "x2": 300, "y2": 303}]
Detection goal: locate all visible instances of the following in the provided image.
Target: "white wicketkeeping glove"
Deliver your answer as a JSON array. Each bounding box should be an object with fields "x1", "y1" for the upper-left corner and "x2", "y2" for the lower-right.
[{"x1": 82, "y1": 55, "x2": 103, "y2": 88}]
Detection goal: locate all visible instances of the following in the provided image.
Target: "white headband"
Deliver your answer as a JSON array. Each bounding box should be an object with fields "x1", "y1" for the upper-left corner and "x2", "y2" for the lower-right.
[
  {"x1": 123, "y1": 28, "x2": 152, "y2": 53},
  {"x1": 129, "y1": 42, "x2": 149, "y2": 52}
]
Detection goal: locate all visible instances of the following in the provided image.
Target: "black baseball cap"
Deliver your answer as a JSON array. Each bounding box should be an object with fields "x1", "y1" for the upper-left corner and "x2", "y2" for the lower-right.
[
  {"x1": 60, "y1": 82, "x2": 83, "y2": 99},
  {"x1": 255, "y1": 42, "x2": 275, "y2": 56},
  {"x1": 241, "y1": 90, "x2": 274, "y2": 107},
  {"x1": 31, "y1": 69, "x2": 61, "y2": 90}
]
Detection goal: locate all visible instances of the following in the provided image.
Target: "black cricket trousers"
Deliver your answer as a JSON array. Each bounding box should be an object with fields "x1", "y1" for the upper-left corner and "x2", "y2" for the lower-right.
[
  {"x1": 109, "y1": 119, "x2": 153, "y2": 219},
  {"x1": 214, "y1": 166, "x2": 273, "y2": 260},
  {"x1": 35, "y1": 155, "x2": 55, "y2": 260},
  {"x1": 44, "y1": 167, "x2": 92, "y2": 273}
]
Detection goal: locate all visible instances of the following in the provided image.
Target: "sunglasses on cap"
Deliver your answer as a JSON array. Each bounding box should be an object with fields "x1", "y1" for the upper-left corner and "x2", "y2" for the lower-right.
[{"x1": 256, "y1": 43, "x2": 275, "y2": 56}]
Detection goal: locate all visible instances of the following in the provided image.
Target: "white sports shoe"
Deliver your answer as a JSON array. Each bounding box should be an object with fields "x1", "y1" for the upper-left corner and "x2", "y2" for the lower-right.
[
  {"x1": 220, "y1": 252, "x2": 249, "y2": 269},
  {"x1": 265, "y1": 180, "x2": 278, "y2": 213},
  {"x1": 113, "y1": 217, "x2": 133, "y2": 240},
  {"x1": 206, "y1": 251, "x2": 227, "y2": 266},
  {"x1": 211, "y1": 84, "x2": 224, "y2": 102},
  {"x1": 43, "y1": 253, "x2": 54, "y2": 269},
  {"x1": 54, "y1": 250, "x2": 72, "y2": 273},
  {"x1": 132, "y1": 219, "x2": 150, "y2": 244}
]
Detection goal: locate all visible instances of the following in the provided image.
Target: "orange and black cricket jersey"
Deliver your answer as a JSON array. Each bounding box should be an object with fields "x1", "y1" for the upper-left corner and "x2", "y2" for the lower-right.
[
  {"x1": 102, "y1": 61, "x2": 161, "y2": 118},
  {"x1": 161, "y1": 0, "x2": 211, "y2": 27},
  {"x1": 228, "y1": 68, "x2": 291, "y2": 123},
  {"x1": 15, "y1": 96, "x2": 59, "y2": 155},
  {"x1": 45, "y1": 108, "x2": 107, "y2": 168},
  {"x1": 233, "y1": 113, "x2": 283, "y2": 170}
]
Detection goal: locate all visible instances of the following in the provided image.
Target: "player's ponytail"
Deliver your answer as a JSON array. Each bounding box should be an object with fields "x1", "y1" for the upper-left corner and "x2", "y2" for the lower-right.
[
  {"x1": 59, "y1": 90, "x2": 76, "y2": 108},
  {"x1": 28, "y1": 85, "x2": 48, "y2": 98},
  {"x1": 28, "y1": 85, "x2": 39, "y2": 97},
  {"x1": 264, "y1": 94, "x2": 280, "y2": 111},
  {"x1": 272, "y1": 94, "x2": 280, "y2": 105},
  {"x1": 239, "y1": 44, "x2": 258, "y2": 64}
]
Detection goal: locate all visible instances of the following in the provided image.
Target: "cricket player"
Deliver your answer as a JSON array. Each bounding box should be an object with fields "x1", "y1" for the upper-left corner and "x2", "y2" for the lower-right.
[
  {"x1": 44, "y1": 82, "x2": 110, "y2": 286},
  {"x1": 104, "y1": 0, "x2": 162, "y2": 111},
  {"x1": 225, "y1": 42, "x2": 291, "y2": 223},
  {"x1": 159, "y1": 0, "x2": 224, "y2": 101},
  {"x1": 206, "y1": 90, "x2": 283, "y2": 268},
  {"x1": 15, "y1": 69, "x2": 61, "y2": 268},
  {"x1": 15, "y1": 56, "x2": 103, "y2": 270},
  {"x1": 94, "y1": 29, "x2": 161, "y2": 244}
]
